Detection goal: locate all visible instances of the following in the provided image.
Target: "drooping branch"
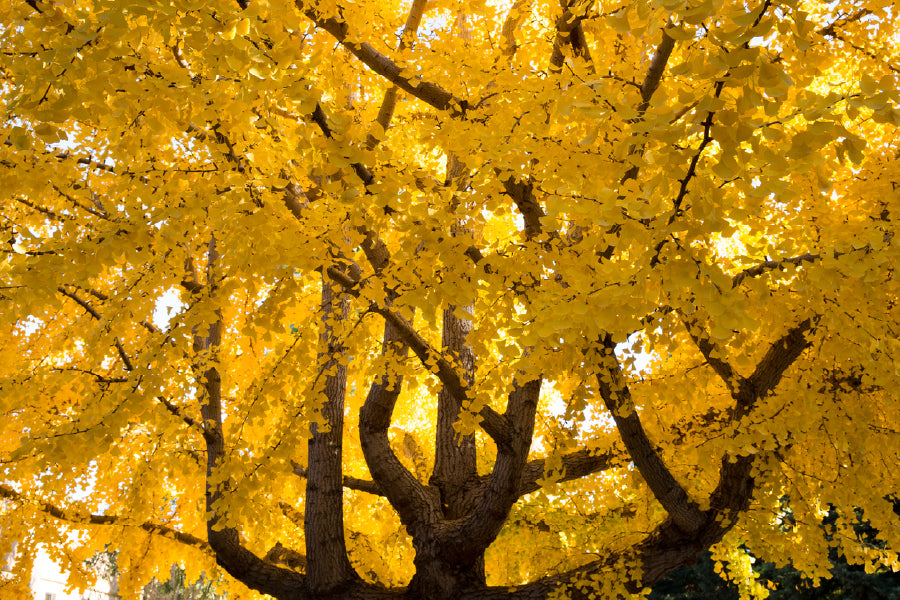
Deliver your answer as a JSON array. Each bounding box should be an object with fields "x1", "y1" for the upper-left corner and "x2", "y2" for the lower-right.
[
  {"x1": 58, "y1": 283, "x2": 202, "y2": 437},
  {"x1": 0, "y1": 483, "x2": 210, "y2": 552}
]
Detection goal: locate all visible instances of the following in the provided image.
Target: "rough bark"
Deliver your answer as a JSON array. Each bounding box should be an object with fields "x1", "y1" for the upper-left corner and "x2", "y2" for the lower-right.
[{"x1": 304, "y1": 277, "x2": 359, "y2": 592}]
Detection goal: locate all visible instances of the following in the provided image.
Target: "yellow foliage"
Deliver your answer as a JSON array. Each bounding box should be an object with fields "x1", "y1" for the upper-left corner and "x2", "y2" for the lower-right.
[{"x1": 0, "y1": 0, "x2": 898, "y2": 598}]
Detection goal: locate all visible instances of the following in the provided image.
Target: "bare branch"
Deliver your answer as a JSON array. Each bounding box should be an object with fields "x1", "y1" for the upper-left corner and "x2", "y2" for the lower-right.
[
  {"x1": 57, "y1": 286, "x2": 102, "y2": 320},
  {"x1": 293, "y1": 462, "x2": 385, "y2": 496}
]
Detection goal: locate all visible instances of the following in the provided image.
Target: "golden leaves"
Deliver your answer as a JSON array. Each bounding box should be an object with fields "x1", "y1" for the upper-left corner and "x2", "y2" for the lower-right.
[{"x1": 0, "y1": 0, "x2": 898, "y2": 596}]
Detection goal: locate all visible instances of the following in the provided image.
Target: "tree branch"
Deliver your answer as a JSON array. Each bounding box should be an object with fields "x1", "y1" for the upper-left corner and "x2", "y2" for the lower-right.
[
  {"x1": 188, "y1": 236, "x2": 307, "y2": 598},
  {"x1": 301, "y1": 2, "x2": 471, "y2": 116},
  {"x1": 358, "y1": 318, "x2": 441, "y2": 536},
  {"x1": 620, "y1": 27, "x2": 677, "y2": 184},
  {"x1": 549, "y1": 0, "x2": 595, "y2": 73},
  {"x1": 503, "y1": 176, "x2": 544, "y2": 240},
  {"x1": 156, "y1": 396, "x2": 203, "y2": 431},
  {"x1": 683, "y1": 318, "x2": 741, "y2": 393},
  {"x1": 499, "y1": 0, "x2": 530, "y2": 58},
  {"x1": 731, "y1": 253, "x2": 821, "y2": 287},
  {"x1": 513, "y1": 446, "x2": 622, "y2": 497},
  {"x1": 746, "y1": 318, "x2": 815, "y2": 412},
  {"x1": 593, "y1": 337, "x2": 706, "y2": 533},
  {"x1": 371, "y1": 307, "x2": 474, "y2": 413},
  {"x1": 447, "y1": 378, "x2": 542, "y2": 563},
  {"x1": 293, "y1": 462, "x2": 385, "y2": 496},
  {"x1": 304, "y1": 275, "x2": 359, "y2": 590},
  {"x1": 57, "y1": 286, "x2": 102, "y2": 320},
  {"x1": 0, "y1": 483, "x2": 210, "y2": 552}
]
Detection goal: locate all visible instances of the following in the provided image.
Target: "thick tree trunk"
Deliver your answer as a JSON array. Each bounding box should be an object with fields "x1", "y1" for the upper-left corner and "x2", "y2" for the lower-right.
[
  {"x1": 432, "y1": 306, "x2": 477, "y2": 514},
  {"x1": 305, "y1": 277, "x2": 359, "y2": 592},
  {"x1": 430, "y1": 305, "x2": 486, "y2": 583}
]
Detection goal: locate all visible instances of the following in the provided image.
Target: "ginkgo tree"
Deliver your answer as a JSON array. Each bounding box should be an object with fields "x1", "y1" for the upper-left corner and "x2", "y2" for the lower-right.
[{"x1": 1, "y1": 0, "x2": 898, "y2": 598}]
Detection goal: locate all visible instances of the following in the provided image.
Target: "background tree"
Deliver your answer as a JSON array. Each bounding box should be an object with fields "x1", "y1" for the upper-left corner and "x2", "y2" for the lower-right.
[
  {"x1": 650, "y1": 500, "x2": 900, "y2": 600},
  {"x1": 1, "y1": 0, "x2": 898, "y2": 599},
  {"x1": 144, "y1": 564, "x2": 225, "y2": 600}
]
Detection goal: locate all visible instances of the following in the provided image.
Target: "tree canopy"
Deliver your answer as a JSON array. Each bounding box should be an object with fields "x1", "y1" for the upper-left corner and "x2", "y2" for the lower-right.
[{"x1": 1, "y1": 0, "x2": 899, "y2": 598}]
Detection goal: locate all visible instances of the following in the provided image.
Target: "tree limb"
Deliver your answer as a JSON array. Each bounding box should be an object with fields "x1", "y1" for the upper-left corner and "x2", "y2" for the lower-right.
[
  {"x1": 731, "y1": 253, "x2": 821, "y2": 287},
  {"x1": 0, "y1": 483, "x2": 210, "y2": 552},
  {"x1": 189, "y1": 236, "x2": 308, "y2": 598},
  {"x1": 57, "y1": 286, "x2": 102, "y2": 320},
  {"x1": 292, "y1": 463, "x2": 385, "y2": 496},
  {"x1": 593, "y1": 337, "x2": 706, "y2": 533},
  {"x1": 301, "y1": 2, "x2": 471, "y2": 116},
  {"x1": 304, "y1": 275, "x2": 360, "y2": 590},
  {"x1": 549, "y1": 0, "x2": 595, "y2": 73},
  {"x1": 683, "y1": 318, "x2": 742, "y2": 393},
  {"x1": 358, "y1": 319, "x2": 441, "y2": 536},
  {"x1": 745, "y1": 318, "x2": 815, "y2": 414}
]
